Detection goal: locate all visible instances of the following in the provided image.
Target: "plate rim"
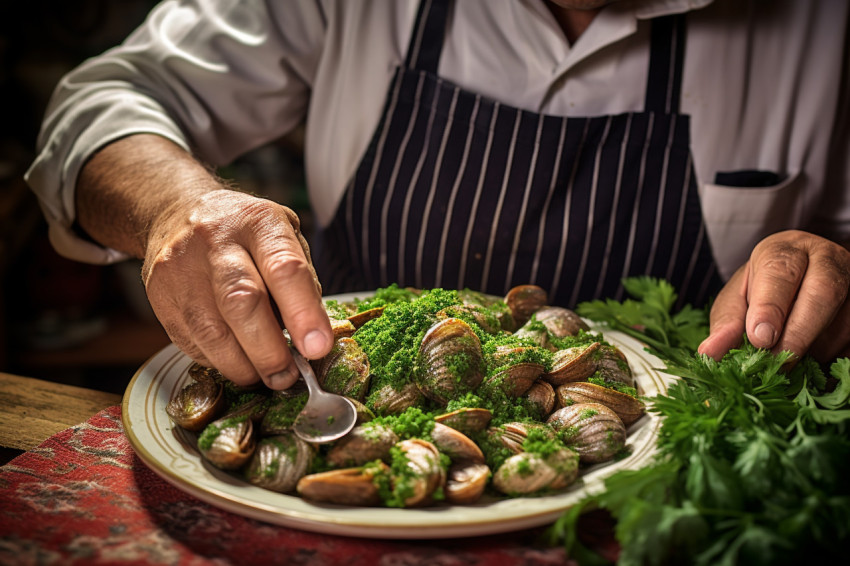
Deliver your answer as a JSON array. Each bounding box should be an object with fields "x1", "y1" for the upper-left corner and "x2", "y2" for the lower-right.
[{"x1": 122, "y1": 292, "x2": 670, "y2": 539}]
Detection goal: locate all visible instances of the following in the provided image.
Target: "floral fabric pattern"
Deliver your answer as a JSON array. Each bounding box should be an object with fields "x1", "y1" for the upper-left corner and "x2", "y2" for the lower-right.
[{"x1": 0, "y1": 406, "x2": 616, "y2": 565}]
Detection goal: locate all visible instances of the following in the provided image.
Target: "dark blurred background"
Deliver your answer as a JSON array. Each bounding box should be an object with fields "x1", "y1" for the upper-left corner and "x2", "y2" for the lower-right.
[{"x1": 0, "y1": 0, "x2": 310, "y2": 395}]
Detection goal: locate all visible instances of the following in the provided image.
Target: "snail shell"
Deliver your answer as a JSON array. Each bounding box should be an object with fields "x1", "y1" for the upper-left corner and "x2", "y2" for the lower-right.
[
  {"x1": 487, "y1": 421, "x2": 556, "y2": 455},
  {"x1": 482, "y1": 345, "x2": 545, "y2": 399},
  {"x1": 348, "y1": 397, "x2": 376, "y2": 424},
  {"x1": 594, "y1": 345, "x2": 635, "y2": 387},
  {"x1": 512, "y1": 324, "x2": 556, "y2": 351},
  {"x1": 297, "y1": 463, "x2": 390, "y2": 506},
  {"x1": 414, "y1": 318, "x2": 484, "y2": 406},
  {"x1": 556, "y1": 382, "x2": 645, "y2": 426},
  {"x1": 259, "y1": 389, "x2": 309, "y2": 435},
  {"x1": 326, "y1": 423, "x2": 399, "y2": 468},
  {"x1": 166, "y1": 379, "x2": 225, "y2": 432},
  {"x1": 314, "y1": 337, "x2": 371, "y2": 402},
  {"x1": 198, "y1": 416, "x2": 256, "y2": 470},
  {"x1": 245, "y1": 434, "x2": 315, "y2": 493},
  {"x1": 445, "y1": 462, "x2": 490, "y2": 505},
  {"x1": 524, "y1": 380, "x2": 557, "y2": 419},
  {"x1": 542, "y1": 342, "x2": 602, "y2": 386},
  {"x1": 480, "y1": 364, "x2": 543, "y2": 400},
  {"x1": 394, "y1": 439, "x2": 446, "y2": 507},
  {"x1": 437, "y1": 304, "x2": 502, "y2": 335},
  {"x1": 187, "y1": 363, "x2": 226, "y2": 384},
  {"x1": 347, "y1": 306, "x2": 385, "y2": 329},
  {"x1": 533, "y1": 306, "x2": 589, "y2": 338},
  {"x1": 458, "y1": 289, "x2": 516, "y2": 332},
  {"x1": 369, "y1": 381, "x2": 425, "y2": 416},
  {"x1": 504, "y1": 284, "x2": 548, "y2": 328},
  {"x1": 329, "y1": 318, "x2": 356, "y2": 340},
  {"x1": 492, "y1": 447, "x2": 579, "y2": 495},
  {"x1": 222, "y1": 391, "x2": 271, "y2": 423},
  {"x1": 547, "y1": 403, "x2": 626, "y2": 464},
  {"x1": 430, "y1": 422, "x2": 485, "y2": 464},
  {"x1": 434, "y1": 407, "x2": 492, "y2": 436},
  {"x1": 429, "y1": 423, "x2": 489, "y2": 505}
]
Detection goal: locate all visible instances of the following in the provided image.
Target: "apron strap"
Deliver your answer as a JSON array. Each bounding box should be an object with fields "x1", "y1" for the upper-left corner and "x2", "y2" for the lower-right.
[
  {"x1": 645, "y1": 14, "x2": 687, "y2": 114},
  {"x1": 404, "y1": 0, "x2": 452, "y2": 74}
]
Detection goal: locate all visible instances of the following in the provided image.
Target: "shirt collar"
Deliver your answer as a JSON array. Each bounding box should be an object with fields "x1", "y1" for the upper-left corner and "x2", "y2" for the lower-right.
[
  {"x1": 524, "y1": 0, "x2": 715, "y2": 81},
  {"x1": 628, "y1": 0, "x2": 715, "y2": 19}
]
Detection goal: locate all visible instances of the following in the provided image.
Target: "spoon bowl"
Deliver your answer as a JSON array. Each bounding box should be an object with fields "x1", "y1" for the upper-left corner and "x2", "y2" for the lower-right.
[{"x1": 291, "y1": 349, "x2": 358, "y2": 444}]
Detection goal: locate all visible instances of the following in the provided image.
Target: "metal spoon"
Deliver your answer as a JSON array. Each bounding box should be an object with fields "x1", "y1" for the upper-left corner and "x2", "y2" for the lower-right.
[{"x1": 291, "y1": 348, "x2": 357, "y2": 444}]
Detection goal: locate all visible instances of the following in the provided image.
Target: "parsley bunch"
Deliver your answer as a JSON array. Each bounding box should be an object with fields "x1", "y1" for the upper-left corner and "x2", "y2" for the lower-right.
[
  {"x1": 576, "y1": 276, "x2": 708, "y2": 366},
  {"x1": 547, "y1": 277, "x2": 850, "y2": 565}
]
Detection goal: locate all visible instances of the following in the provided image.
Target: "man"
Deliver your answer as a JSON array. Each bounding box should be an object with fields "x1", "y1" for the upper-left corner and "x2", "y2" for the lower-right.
[{"x1": 26, "y1": 0, "x2": 850, "y2": 389}]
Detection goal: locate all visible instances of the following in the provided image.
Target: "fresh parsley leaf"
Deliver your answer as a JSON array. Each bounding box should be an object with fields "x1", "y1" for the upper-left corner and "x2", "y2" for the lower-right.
[
  {"x1": 548, "y1": 276, "x2": 850, "y2": 565},
  {"x1": 577, "y1": 276, "x2": 709, "y2": 367},
  {"x1": 814, "y1": 358, "x2": 850, "y2": 409}
]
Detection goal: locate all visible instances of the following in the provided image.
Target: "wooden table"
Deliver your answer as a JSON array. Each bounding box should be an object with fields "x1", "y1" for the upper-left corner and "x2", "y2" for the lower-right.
[{"x1": 0, "y1": 371, "x2": 122, "y2": 453}]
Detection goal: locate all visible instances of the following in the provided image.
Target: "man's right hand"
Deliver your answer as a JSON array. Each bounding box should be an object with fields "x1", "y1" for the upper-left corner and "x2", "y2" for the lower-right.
[{"x1": 77, "y1": 134, "x2": 333, "y2": 390}]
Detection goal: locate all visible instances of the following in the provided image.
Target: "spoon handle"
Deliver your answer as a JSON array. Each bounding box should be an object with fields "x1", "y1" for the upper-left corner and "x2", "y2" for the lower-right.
[{"x1": 291, "y1": 349, "x2": 321, "y2": 395}]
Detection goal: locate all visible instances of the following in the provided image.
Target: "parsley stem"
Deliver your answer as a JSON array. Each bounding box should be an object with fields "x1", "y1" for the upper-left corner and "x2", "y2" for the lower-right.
[
  {"x1": 743, "y1": 393, "x2": 764, "y2": 415},
  {"x1": 757, "y1": 428, "x2": 814, "y2": 492}
]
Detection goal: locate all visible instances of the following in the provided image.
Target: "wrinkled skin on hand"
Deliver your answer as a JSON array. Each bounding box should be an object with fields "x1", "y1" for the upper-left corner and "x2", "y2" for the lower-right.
[
  {"x1": 699, "y1": 230, "x2": 850, "y2": 364},
  {"x1": 142, "y1": 190, "x2": 334, "y2": 389}
]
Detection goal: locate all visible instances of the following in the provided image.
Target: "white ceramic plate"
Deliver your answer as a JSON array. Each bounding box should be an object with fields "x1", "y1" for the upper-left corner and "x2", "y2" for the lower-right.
[{"x1": 122, "y1": 292, "x2": 672, "y2": 539}]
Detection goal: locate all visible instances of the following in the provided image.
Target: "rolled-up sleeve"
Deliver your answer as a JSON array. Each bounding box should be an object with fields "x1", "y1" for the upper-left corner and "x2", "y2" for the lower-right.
[{"x1": 24, "y1": 0, "x2": 326, "y2": 263}]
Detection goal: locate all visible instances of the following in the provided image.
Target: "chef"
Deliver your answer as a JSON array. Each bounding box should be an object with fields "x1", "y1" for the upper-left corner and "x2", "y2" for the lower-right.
[{"x1": 25, "y1": 0, "x2": 850, "y2": 389}]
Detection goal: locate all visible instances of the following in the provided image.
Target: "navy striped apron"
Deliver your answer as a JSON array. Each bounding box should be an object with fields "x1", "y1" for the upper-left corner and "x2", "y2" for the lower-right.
[{"x1": 315, "y1": 0, "x2": 722, "y2": 308}]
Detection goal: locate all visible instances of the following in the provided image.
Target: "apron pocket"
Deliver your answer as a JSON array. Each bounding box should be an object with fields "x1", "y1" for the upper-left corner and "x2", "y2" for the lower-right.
[
  {"x1": 700, "y1": 170, "x2": 802, "y2": 280},
  {"x1": 714, "y1": 169, "x2": 787, "y2": 187}
]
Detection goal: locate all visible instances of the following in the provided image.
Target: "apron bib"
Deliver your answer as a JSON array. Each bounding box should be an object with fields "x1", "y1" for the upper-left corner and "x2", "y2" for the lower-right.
[{"x1": 315, "y1": 0, "x2": 722, "y2": 308}]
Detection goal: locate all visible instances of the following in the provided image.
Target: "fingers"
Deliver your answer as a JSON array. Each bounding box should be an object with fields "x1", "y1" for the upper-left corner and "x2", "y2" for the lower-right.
[
  {"x1": 143, "y1": 192, "x2": 332, "y2": 390},
  {"x1": 698, "y1": 267, "x2": 748, "y2": 360},
  {"x1": 246, "y1": 207, "x2": 333, "y2": 361},
  {"x1": 773, "y1": 244, "x2": 850, "y2": 360},
  {"x1": 207, "y1": 245, "x2": 300, "y2": 389},
  {"x1": 809, "y1": 296, "x2": 850, "y2": 361},
  {"x1": 146, "y1": 250, "x2": 271, "y2": 388},
  {"x1": 743, "y1": 239, "x2": 808, "y2": 351},
  {"x1": 707, "y1": 231, "x2": 850, "y2": 363}
]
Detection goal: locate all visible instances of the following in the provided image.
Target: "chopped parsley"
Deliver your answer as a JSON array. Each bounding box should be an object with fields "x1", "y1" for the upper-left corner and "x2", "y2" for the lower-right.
[
  {"x1": 198, "y1": 415, "x2": 248, "y2": 451},
  {"x1": 587, "y1": 375, "x2": 638, "y2": 397},
  {"x1": 355, "y1": 289, "x2": 462, "y2": 408},
  {"x1": 366, "y1": 407, "x2": 436, "y2": 441}
]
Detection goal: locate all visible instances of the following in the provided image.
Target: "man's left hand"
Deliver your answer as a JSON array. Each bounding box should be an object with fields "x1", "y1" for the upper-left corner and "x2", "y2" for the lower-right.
[{"x1": 698, "y1": 230, "x2": 850, "y2": 363}]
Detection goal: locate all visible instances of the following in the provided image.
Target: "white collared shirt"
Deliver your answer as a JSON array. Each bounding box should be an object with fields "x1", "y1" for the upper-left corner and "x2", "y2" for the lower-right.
[{"x1": 25, "y1": 0, "x2": 850, "y2": 280}]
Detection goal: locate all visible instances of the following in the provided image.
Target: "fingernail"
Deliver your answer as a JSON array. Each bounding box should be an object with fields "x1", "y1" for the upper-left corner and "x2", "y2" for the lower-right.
[
  {"x1": 268, "y1": 368, "x2": 298, "y2": 390},
  {"x1": 753, "y1": 322, "x2": 776, "y2": 347},
  {"x1": 302, "y1": 329, "x2": 329, "y2": 358},
  {"x1": 696, "y1": 337, "x2": 721, "y2": 360}
]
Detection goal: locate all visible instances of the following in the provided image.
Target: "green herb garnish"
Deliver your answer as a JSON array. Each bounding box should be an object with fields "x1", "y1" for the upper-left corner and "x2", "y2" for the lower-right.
[
  {"x1": 576, "y1": 276, "x2": 709, "y2": 366},
  {"x1": 587, "y1": 375, "x2": 638, "y2": 397},
  {"x1": 367, "y1": 407, "x2": 436, "y2": 441},
  {"x1": 197, "y1": 415, "x2": 248, "y2": 451},
  {"x1": 355, "y1": 289, "x2": 461, "y2": 407},
  {"x1": 547, "y1": 277, "x2": 850, "y2": 565},
  {"x1": 354, "y1": 283, "x2": 419, "y2": 312}
]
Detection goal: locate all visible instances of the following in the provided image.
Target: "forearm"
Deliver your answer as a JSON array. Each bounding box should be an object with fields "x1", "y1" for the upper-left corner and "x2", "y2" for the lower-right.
[{"x1": 76, "y1": 134, "x2": 223, "y2": 259}]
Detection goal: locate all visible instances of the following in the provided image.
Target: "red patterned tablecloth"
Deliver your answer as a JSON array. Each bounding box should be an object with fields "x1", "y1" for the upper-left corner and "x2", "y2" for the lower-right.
[{"x1": 0, "y1": 406, "x2": 618, "y2": 565}]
